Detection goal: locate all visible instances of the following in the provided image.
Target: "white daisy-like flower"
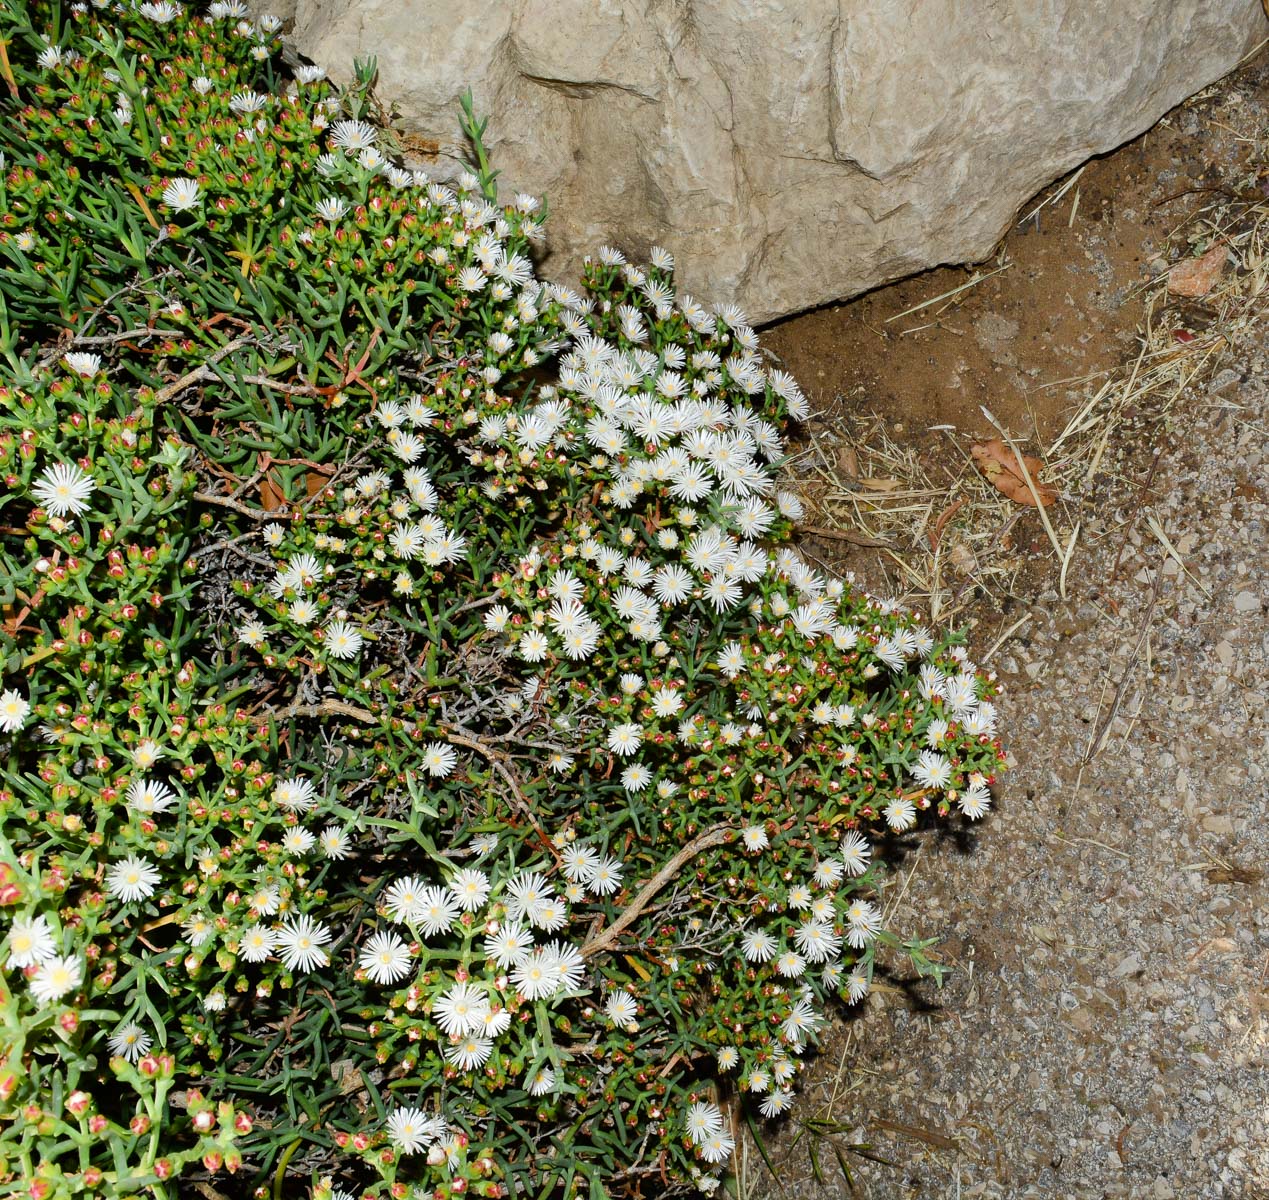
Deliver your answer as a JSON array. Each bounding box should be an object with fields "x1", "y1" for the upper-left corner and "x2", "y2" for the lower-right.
[
  {"x1": 287, "y1": 599, "x2": 319, "y2": 626},
  {"x1": 6, "y1": 914, "x2": 57, "y2": 968},
  {"x1": 357, "y1": 930, "x2": 413, "y2": 986},
  {"x1": 518, "y1": 629, "x2": 549, "y2": 662},
  {"x1": 421, "y1": 741, "x2": 458, "y2": 778},
  {"x1": 161, "y1": 177, "x2": 201, "y2": 212},
  {"x1": 130, "y1": 740, "x2": 164, "y2": 770},
  {"x1": 329, "y1": 119, "x2": 378, "y2": 153},
  {"x1": 511, "y1": 950, "x2": 563, "y2": 1001},
  {"x1": 447, "y1": 867, "x2": 491, "y2": 912},
  {"x1": 685, "y1": 1101, "x2": 724, "y2": 1145},
  {"x1": 319, "y1": 826, "x2": 350, "y2": 859},
  {"x1": 741, "y1": 929, "x2": 776, "y2": 963},
  {"x1": 105, "y1": 855, "x2": 161, "y2": 904},
  {"x1": 481, "y1": 1007, "x2": 513, "y2": 1038},
  {"x1": 846, "y1": 966, "x2": 870, "y2": 1003},
  {"x1": 415, "y1": 887, "x2": 460, "y2": 938},
  {"x1": 126, "y1": 777, "x2": 177, "y2": 815},
  {"x1": 315, "y1": 197, "x2": 348, "y2": 223},
  {"x1": 483, "y1": 922, "x2": 533, "y2": 969},
  {"x1": 503, "y1": 872, "x2": 551, "y2": 924},
  {"x1": 588, "y1": 857, "x2": 624, "y2": 896},
  {"x1": 561, "y1": 843, "x2": 600, "y2": 884},
  {"x1": 385, "y1": 1106, "x2": 437, "y2": 1156},
  {"x1": 544, "y1": 941, "x2": 586, "y2": 991},
  {"x1": 323, "y1": 621, "x2": 363, "y2": 659},
  {"x1": 108, "y1": 1023, "x2": 152, "y2": 1062},
  {"x1": 0, "y1": 689, "x2": 31, "y2": 734},
  {"x1": 281, "y1": 827, "x2": 315, "y2": 857},
  {"x1": 63, "y1": 352, "x2": 102, "y2": 378},
  {"x1": 747, "y1": 1067, "x2": 772, "y2": 1094},
  {"x1": 839, "y1": 831, "x2": 872, "y2": 876},
  {"x1": 716, "y1": 1046, "x2": 739, "y2": 1071},
  {"x1": 742, "y1": 825, "x2": 769, "y2": 853},
  {"x1": 911, "y1": 750, "x2": 953, "y2": 789},
  {"x1": 715, "y1": 642, "x2": 745, "y2": 679},
  {"x1": 958, "y1": 784, "x2": 993, "y2": 820},
  {"x1": 774, "y1": 950, "x2": 806, "y2": 979},
  {"x1": 274, "y1": 914, "x2": 332, "y2": 973},
  {"x1": 246, "y1": 883, "x2": 281, "y2": 916},
  {"x1": 446, "y1": 1035, "x2": 493, "y2": 1071},
  {"x1": 812, "y1": 859, "x2": 844, "y2": 888},
  {"x1": 238, "y1": 924, "x2": 277, "y2": 963},
  {"x1": 620, "y1": 763, "x2": 651, "y2": 792},
  {"x1": 29, "y1": 953, "x2": 83, "y2": 1004},
  {"x1": 943, "y1": 672, "x2": 980, "y2": 715},
  {"x1": 237, "y1": 619, "x2": 267, "y2": 647},
  {"x1": 698, "y1": 1129, "x2": 735, "y2": 1165},
  {"x1": 605, "y1": 723, "x2": 642, "y2": 757},
  {"x1": 760, "y1": 1089, "x2": 795, "y2": 1119},
  {"x1": 527, "y1": 1066, "x2": 556, "y2": 1096},
  {"x1": 604, "y1": 989, "x2": 638, "y2": 1028},
  {"x1": 228, "y1": 90, "x2": 267, "y2": 114},
  {"x1": 528, "y1": 896, "x2": 568, "y2": 932},
  {"x1": 31, "y1": 462, "x2": 96, "y2": 517},
  {"x1": 780, "y1": 999, "x2": 821, "y2": 1046},
  {"x1": 883, "y1": 796, "x2": 917, "y2": 832},
  {"x1": 273, "y1": 776, "x2": 318, "y2": 813},
  {"x1": 844, "y1": 899, "x2": 882, "y2": 949},
  {"x1": 793, "y1": 920, "x2": 841, "y2": 964}
]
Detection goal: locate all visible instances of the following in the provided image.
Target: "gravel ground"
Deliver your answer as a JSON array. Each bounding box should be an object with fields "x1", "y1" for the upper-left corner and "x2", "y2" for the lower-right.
[{"x1": 749, "y1": 341, "x2": 1268, "y2": 1199}]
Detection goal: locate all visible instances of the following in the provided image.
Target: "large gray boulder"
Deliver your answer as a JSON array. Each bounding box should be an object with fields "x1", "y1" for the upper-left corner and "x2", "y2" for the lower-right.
[{"x1": 275, "y1": 0, "x2": 1266, "y2": 322}]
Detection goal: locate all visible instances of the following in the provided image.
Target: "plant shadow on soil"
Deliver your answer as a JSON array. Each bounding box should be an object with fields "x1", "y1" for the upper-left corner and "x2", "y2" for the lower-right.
[{"x1": 738, "y1": 45, "x2": 1269, "y2": 1200}]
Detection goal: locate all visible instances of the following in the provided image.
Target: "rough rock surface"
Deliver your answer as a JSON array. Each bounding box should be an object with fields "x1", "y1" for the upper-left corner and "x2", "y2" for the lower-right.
[{"x1": 271, "y1": 0, "x2": 1267, "y2": 321}]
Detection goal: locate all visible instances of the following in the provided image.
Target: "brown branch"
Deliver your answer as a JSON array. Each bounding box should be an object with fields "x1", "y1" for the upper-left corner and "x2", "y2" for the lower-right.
[
  {"x1": 442, "y1": 729, "x2": 562, "y2": 867},
  {"x1": 798, "y1": 523, "x2": 891, "y2": 548},
  {"x1": 153, "y1": 336, "x2": 253, "y2": 403},
  {"x1": 243, "y1": 374, "x2": 323, "y2": 396},
  {"x1": 580, "y1": 824, "x2": 731, "y2": 960},
  {"x1": 279, "y1": 700, "x2": 381, "y2": 724},
  {"x1": 194, "y1": 491, "x2": 275, "y2": 519}
]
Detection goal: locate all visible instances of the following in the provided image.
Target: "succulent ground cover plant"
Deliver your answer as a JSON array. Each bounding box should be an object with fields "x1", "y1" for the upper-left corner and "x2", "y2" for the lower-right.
[{"x1": 0, "y1": 3, "x2": 1005, "y2": 1198}]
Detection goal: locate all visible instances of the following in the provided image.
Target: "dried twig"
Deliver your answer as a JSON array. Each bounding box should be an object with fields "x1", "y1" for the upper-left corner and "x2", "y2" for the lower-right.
[
  {"x1": 798, "y1": 524, "x2": 892, "y2": 548},
  {"x1": 581, "y1": 824, "x2": 731, "y2": 959},
  {"x1": 154, "y1": 336, "x2": 253, "y2": 403},
  {"x1": 443, "y1": 729, "x2": 562, "y2": 867}
]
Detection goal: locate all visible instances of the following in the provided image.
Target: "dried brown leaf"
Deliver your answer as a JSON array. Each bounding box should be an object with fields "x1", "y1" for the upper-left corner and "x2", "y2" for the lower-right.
[
  {"x1": 1167, "y1": 241, "x2": 1228, "y2": 298},
  {"x1": 260, "y1": 474, "x2": 285, "y2": 511},
  {"x1": 970, "y1": 439, "x2": 1056, "y2": 507}
]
